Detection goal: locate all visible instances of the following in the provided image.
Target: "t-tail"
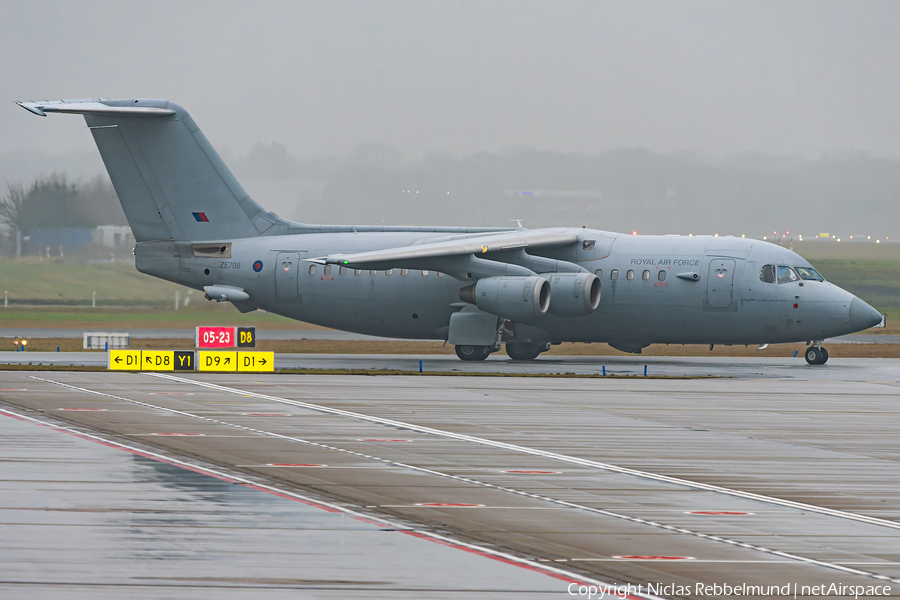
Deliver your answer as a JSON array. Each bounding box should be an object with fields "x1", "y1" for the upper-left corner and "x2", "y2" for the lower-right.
[{"x1": 16, "y1": 98, "x2": 289, "y2": 242}]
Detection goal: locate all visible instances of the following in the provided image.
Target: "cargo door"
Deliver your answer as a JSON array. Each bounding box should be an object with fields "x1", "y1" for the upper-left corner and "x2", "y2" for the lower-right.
[
  {"x1": 275, "y1": 252, "x2": 300, "y2": 300},
  {"x1": 707, "y1": 259, "x2": 735, "y2": 308}
]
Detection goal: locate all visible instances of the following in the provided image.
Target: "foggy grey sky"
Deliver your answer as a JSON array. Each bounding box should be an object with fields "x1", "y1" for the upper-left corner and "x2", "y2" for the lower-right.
[{"x1": 2, "y1": 0, "x2": 899, "y2": 162}]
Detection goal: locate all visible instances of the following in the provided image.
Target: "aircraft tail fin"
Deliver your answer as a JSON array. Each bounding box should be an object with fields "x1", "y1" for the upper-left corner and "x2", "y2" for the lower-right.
[{"x1": 17, "y1": 98, "x2": 288, "y2": 242}]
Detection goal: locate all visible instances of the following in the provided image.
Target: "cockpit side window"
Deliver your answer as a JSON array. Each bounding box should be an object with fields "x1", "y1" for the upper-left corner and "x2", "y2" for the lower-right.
[
  {"x1": 795, "y1": 267, "x2": 825, "y2": 282},
  {"x1": 777, "y1": 265, "x2": 800, "y2": 284},
  {"x1": 759, "y1": 265, "x2": 776, "y2": 284}
]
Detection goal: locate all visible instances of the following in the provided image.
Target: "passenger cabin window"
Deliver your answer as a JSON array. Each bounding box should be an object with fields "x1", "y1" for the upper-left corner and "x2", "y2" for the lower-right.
[
  {"x1": 324, "y1": 265, "x2": 332, "y2": 276},
  {"x1": 437, "y1": 272, "x2": 445, "y2": 278},
  {"x1": 422, "y1": 270, "x2": 429, "y2": 277},
  {"x1": 795, "y1": 267, "x2": 824, "y2": 282},
  {"x1": 385, "y1": 269, "x2": 393, "y2": 276},
  {"x1": 759, "y1": 264, "x2": 776, "y2": 283},
  {"x1": 370, "y1": 270, "x2": 377, "y2": 276},
  {"x1": 308, "y1": 265, "x2": 317, "y2": 275},
  {"x1": 777, "y1": 266, "x2": 800, "y2": 284},
  {"x1": 658, "y1": 270, "x2": 666, "y2": 281},
  {"x1": 594, "y1": 269, "x2": 603, "y2": 278},
  {"x1": 339, "y1": 266, "x2": 347, "y2": 276},
  {"x1": 626, "y1": 270, "x2": 635, "y2": 280},
  {"x1": 610, "y1": 269, "x2": 618, "y2": 280},
  {"x1": 401, "y1": 268, "x2": 409, "y2": 277},
  {"x1": 642, "y1": 270, "x2": 650, "y2": 280},
  {"x1": 354, "y1": 269, "x2": 362, "y2": 276},
  {"x1": 582, "y1": 240, "x2": 596, "y2": 251}
]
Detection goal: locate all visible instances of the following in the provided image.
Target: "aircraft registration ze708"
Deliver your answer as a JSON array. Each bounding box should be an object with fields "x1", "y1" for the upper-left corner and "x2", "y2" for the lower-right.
[{"x1": 18, "y1": 98, "x2": 883, "y2": 364}]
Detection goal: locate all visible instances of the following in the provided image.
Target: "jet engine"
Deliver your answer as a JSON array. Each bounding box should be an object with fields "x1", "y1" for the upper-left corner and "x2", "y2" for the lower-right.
[
  {"x1": 459, "y1": 276, "x2": 550, "y2": 322},
  {"x1": 546, "y1": 273, "x2": 601, "y2": 317}
]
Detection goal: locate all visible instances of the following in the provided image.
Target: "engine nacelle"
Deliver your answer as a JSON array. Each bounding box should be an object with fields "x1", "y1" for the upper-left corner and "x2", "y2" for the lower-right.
[
  {"x1": 546, "y1": 273, "x2": 601, "y2": 317},
  {"x1": 459, "y1": 276, "x2": 550, "y2": 322}
]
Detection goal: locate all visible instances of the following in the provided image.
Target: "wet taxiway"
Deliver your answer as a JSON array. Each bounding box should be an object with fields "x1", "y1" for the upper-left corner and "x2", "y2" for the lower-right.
[
  {"x1": 0, "y1": 406, "x2": 587, "y2": 599},
  {"x1": 2, "y1": 368, "x2": 900, "y2": 598}
]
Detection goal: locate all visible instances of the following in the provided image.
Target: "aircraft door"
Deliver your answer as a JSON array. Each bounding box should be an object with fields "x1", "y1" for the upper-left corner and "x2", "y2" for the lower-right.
[
  {"x1": 275, "y1": 252, "x2": 300, "y2": 300},
  {"x1": 707, "y1": 259, "x2": 735, "y2": 308}
]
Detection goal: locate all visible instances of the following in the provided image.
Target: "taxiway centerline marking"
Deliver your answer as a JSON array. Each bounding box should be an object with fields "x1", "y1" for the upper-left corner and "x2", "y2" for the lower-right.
[
  {"x1": 147, "y1": 372, "x2": 900, "y2": 533},
  {"x1": 0, "y1": 404, "x2": 651, "y2": 598},
  {"x1": 25, "y1": 374, "x2": 900, "y2": 584}
]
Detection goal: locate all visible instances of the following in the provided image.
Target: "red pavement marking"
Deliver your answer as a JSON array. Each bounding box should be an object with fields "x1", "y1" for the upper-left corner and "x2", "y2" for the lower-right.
[
  {"x1": 359, "y1": 438, "x2": 412, "y2": 442},
  {"x1": 150, "y1": 392, "x2": 194, "y2": 395},
  {"x1": 2, "y1": 412, "x2": 29, "y2": 421},
  {"x1": 416, "y1": 503, "x2": 484, "y2": 507},
  {"x1": 504, "y1": 470, "x2": 560, "y2": 474},
  {"x1": 614, "y1": 555, "x2": 695, "y2": 560},
  {"x1": 245, "y1": 413, "x2": 291, "y2": 416},
  {"x1": 60, "y1": 431, "x2": 237, "y2": 483},
  {"x1": 150, "y1": 433, "x2": 204, "y2": 436},
  {"x1": 0, "y1": 388, "x2": 28, "y2": 391},
  {"x1": 59, "y1": 408, "x2": 107, "y2": 411},
  {"x1": 687, "y1": 511, "x2": 752, "y2": 515},
  {"x1": 401, "y1": 530, "x2": 611, "y2": 589},
  {"x1": 266, "y1": 463, "x2": 326, "y2": 467},
  {"x1": 238, "y1": 483, "x2": 343, "y2": 514}
]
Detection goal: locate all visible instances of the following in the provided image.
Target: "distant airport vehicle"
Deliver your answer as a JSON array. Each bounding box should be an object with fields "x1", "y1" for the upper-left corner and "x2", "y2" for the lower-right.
[{"x1": 18, "y1": 98, "x2": 883, "y2": 364}]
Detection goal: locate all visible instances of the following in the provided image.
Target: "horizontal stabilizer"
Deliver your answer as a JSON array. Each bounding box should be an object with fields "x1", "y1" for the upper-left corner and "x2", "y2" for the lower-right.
[{"x1": 17, "y1": 100, "x2": 175, "y2": 118}]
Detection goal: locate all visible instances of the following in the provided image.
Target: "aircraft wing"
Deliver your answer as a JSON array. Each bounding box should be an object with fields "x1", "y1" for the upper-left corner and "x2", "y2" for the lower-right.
[{"x1": 313, "y1": 229, "x2": 579, "y2": 268}]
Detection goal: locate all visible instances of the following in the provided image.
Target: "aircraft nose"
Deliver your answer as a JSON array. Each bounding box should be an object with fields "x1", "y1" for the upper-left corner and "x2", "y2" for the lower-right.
[{"x1": 848, "y1": 297, "x2": 882, "y2": 331}]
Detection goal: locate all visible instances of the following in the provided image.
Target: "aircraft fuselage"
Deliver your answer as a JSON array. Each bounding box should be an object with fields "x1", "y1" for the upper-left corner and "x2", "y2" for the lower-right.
[{"x1": 137, "y1": 228, "x2": 872, "y2": 350}]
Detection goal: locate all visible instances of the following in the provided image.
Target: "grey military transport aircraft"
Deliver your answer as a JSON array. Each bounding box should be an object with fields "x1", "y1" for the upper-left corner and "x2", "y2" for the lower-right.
[{"x1": 18, "y1": 98, "x2": 883, "y2": 364}]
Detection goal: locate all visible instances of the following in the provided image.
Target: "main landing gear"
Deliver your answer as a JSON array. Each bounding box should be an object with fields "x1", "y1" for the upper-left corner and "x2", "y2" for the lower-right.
[
  {"x1": 455, "y1": 344, "x2": 493, "y2": 361},
  {"x1": 505, "y1": 343, "x2": 542, "y2": 361},
  {"x1": 454, "y1": 342, "x2": 550, "y2": 362},
  {"x1": 805, "y1": 344, "x2": 829, "y2": 365}
]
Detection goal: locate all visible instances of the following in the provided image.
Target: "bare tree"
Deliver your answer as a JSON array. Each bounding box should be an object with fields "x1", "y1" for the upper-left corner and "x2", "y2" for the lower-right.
[{"x1": 0, "y1": 182, "x2": 27, "y2": 233}]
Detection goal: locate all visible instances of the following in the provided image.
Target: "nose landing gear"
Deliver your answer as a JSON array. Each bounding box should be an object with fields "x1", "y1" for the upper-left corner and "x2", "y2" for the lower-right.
[{"x1": 805, "y1": 344, "x2": 829, "y2": 365}]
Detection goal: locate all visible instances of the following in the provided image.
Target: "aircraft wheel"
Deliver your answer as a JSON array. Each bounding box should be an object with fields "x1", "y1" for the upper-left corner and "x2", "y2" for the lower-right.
[
  {"x1": 805, "y1": 346, "x2": 825, "y2": 365},
  {"x1": 455, "y1": 344, "x2": 491, "y2": 361},
  {"x1": 505, "y1": 343, "x2": 541, "y2": 361}
]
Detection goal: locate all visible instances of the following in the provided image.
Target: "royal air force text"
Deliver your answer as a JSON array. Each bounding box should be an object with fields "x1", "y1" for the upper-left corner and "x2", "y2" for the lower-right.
[{"x1": 630, "y1": 258, "x2": 701, "y2": 266}]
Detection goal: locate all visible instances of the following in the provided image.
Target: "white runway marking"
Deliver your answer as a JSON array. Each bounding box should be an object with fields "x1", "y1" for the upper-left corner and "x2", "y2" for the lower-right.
[
  {"x1": 149, "y1": 372, "x2": 900, "y2": 532},
  {"x1": 27, "y1": 374, "x2": 900, "y2": 584}
]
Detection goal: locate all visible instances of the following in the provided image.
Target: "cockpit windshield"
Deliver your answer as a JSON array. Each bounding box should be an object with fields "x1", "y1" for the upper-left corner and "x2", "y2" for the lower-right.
[
  {"x1": 777, "y1": 266, "x2": 800, "y2": 284},
  {"x1": 759, "y1": 265, "x2": 776, "y2": 283},
  {"x1": 795, "y1": 267, "x2": 825, "y2": 282},
  {"x1": 760, "y1": 264, "x2": 823, "y2": 284}
]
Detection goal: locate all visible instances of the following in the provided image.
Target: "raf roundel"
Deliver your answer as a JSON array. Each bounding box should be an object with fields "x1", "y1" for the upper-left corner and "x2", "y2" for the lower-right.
[{"x1": 252, "y1": 260, "x2": 264, "y2": 272}]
